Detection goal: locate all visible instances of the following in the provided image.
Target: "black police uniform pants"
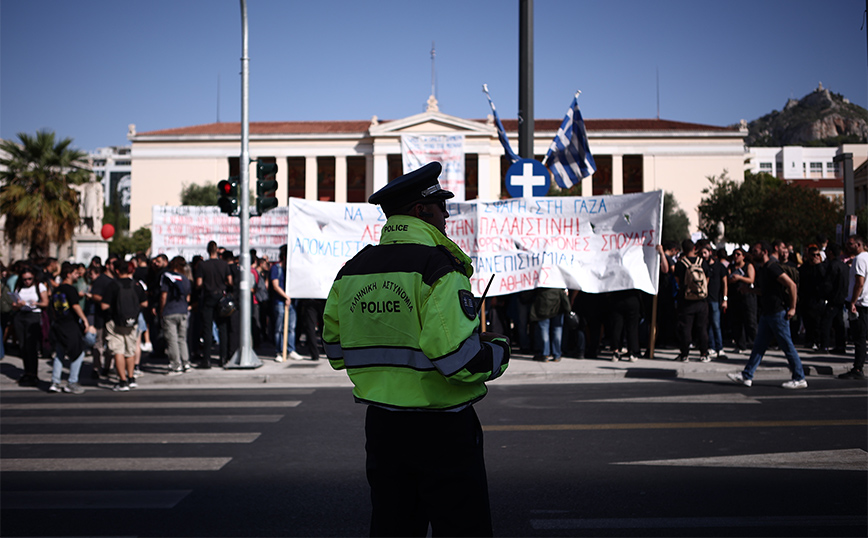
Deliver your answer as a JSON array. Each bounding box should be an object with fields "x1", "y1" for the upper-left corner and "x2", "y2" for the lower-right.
[{"x1": 365, "y1": 405, "x2": 492, "y2": 537}]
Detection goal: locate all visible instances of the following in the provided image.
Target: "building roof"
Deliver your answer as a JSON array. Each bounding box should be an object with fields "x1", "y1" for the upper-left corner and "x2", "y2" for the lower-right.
[{"x1": 136, "y1": 118, "x2": 739, "y2": 138}]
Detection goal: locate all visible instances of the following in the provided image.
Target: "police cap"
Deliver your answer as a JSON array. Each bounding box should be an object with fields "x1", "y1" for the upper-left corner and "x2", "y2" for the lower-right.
[{"x1": 368, "y1": 161, "x2": 454, "y2": 213}]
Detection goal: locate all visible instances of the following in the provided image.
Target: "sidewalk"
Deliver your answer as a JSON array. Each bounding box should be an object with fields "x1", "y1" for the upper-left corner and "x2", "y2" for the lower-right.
[{"x1": 0, "y1": 344, "x2": 859, "y2": 392}]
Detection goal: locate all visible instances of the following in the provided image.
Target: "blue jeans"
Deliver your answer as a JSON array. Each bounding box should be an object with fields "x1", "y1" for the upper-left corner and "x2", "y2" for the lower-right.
[
  {"x1": 536, "y1": 314, "x2": 564, "y2": 358},
  {"x1": 52, "y1": 343, "x2": 84, "y2": 385},
  {"x1": 742, "y1": 310, "x2": 805, "y2": 381},
  {"x1": 707, "y1": 301, "x2": 723, "y2": 352},
  {"x1": 274, "y1": 300, "x2": 297, "y2": 353}
]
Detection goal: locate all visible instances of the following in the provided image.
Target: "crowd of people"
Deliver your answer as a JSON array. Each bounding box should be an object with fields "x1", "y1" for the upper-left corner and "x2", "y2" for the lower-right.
[
  {"x1": 0, "y1": 241, "x2": 323, "y2": 393},
  {"x1": 1, "y1": 232, "x2": 866, "y2": 393}
]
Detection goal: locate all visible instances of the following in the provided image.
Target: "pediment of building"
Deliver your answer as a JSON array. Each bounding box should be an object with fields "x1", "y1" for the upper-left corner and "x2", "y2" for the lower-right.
[{"x1": 370, "y1": 110, "x2": 495, "y2": 136}]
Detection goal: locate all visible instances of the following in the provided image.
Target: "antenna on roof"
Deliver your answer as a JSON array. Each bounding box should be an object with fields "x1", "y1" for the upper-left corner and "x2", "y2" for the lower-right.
[
  {"x1": 656, "y1": 66, "x2": 660, "y2": 120},
  {"x1": 216, "y1": 74, "x2": 221, "y2": 123}
]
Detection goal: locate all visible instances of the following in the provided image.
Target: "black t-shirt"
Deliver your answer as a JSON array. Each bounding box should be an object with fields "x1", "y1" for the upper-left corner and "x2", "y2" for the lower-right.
[
  {"x1": 195, "y1": 258, "x2": 230, "y2": 295},
  {"x1": 89, "y1": 273, "x2": 113, "y2": 328},
  {"x1": 51, "y1": 283, "x2": 85, "y2": 357},
  {"x1": 758, "y1": 260, "x2": 787, "y2": 315},
  {"x1": 706, "y1": 261, "x2": 727, "y2": 303}
]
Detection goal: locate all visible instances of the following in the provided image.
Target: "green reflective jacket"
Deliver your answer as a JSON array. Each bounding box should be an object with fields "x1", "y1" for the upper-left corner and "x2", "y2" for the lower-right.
[{"x1": 323, "y1": 215, "x2": 510, "y2": 411}]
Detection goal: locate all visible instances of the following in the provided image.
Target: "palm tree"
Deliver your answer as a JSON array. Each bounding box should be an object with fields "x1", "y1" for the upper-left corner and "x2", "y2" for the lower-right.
[{"x1": 0, "y1": 130, "x2": 90, "y2": 256}]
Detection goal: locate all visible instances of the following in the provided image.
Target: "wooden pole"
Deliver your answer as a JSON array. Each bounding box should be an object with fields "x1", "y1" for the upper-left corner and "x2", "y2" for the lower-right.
[
  {"x1": 281, "y1": 301, "x2": 289, "y2": 361},
  {"x1": 648, "y1": 293, "x2": 659, "y2": 359}
]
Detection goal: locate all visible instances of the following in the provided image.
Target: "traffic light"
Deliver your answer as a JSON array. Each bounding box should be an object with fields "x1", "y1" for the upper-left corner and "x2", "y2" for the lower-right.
[
  {"x1": 256, "y1": 161, "x2": 279, "y2": 214},
  {"x1": 217, "y1": 177, "x2": 239, "y2": 215}
]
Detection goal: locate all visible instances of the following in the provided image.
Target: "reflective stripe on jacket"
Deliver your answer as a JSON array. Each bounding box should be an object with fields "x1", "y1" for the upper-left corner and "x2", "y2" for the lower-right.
[{"x1": 323, "y1": 215, "x2": 509, "y2": 411}]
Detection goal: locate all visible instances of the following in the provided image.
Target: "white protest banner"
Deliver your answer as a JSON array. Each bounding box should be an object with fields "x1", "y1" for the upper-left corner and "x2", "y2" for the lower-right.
[
  {"x1": 151, "y1": 205, "x2": 289, "y2": 260},
  {"x1": 401, "y1": 134, "x2": 465, "y2": 201},
  {"x1": 470, "y1": 191, "x2": 663, "y2": 297},
  {"x1": 286, "y1": 191, "x2": 663, "y2": 299},
  {"x1": 286, "y1": 198, "x2": 383, "y2": 298}
]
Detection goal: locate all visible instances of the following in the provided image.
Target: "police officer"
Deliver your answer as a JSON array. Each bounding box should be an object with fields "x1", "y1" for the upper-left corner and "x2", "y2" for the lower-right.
[{"x1": 323, "y1": 161, "x2": 510, "y2": 537}]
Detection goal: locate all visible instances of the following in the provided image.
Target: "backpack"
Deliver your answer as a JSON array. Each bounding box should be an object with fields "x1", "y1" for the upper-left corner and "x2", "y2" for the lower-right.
[
  {"x1": 113, "y1": 279, "x2": 141, "y2": 328},
  {"x1": 681, "y1": 257, "x2": 708, "y2": 300}
]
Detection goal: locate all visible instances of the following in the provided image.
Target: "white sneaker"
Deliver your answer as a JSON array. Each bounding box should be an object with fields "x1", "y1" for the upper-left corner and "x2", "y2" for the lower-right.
[
  {"x1": 709, "y1": 350, "x2": 718, "y2": 359},
  {"x1": 288, "y1": 350, "x2": 304, "y2": 361},
  {"x1": 727, "y1": 372, "x2": 752, "y2": 387},
  {"x1": 140, "y1": 342, "x2": 153, "y2": 352},
  {"x1": 48, "y1": 383, "x2": 62, "y2": 393},
  {"x1": 782, "y1": 379, "x2": 808, "y2": 389}
]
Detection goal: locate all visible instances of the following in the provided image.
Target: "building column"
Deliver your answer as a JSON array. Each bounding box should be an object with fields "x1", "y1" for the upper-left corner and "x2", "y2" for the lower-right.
[
  {"x1": 581, "y1": 175, "x2": 592, "y2": 197},
  {"x1": 372, "y1": 153, "x2": 388, "y2": 194},
  {"x1": 477, "y1": 153, "x2": 491, "y2": 200},
  {"x1": 305, "y1": 156, "x2": 317, "y2": 201},
  {"x1": 276, "y1": 157, "x2": 289, "y2": 206},
  {"x1": 365, "y1": 155, "x2": 374, "y2": 200},
  {"x1": 611, "y1": 154, "x2": 623, "y2": 195},
  {"x1": 335, "y1": 155, "x2": 347, "y2": 203}
]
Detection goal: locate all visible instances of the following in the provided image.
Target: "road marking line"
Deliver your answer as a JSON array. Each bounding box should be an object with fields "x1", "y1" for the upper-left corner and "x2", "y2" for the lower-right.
[
  {"x1": 0, "y1": 415, "x2": 284, "y2": 424},
  {"x1": 1, "y1": 457, "x2": 232, "y2": 472},
  {"x1": 614, "y1": 448, "x2": 868, "y2": 472},
  {"x1": 0, "y1": 490, "x2": 192, "y2": 509},
  {"x1": 484, "y1": 419, "x2": 866, "y2": 432},
  {"x1": 1, "y1": 433, "x2": 260, "y2": 444},
  {"x1": 0, "y1": 401, "x2": 301, "y2": 410},
  {"x1": 531, "y1": 515, "x2": 866, "y2": 530}
]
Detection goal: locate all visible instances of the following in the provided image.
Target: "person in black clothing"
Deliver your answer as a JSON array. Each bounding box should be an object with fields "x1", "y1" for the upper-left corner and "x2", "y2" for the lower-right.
[
  {"x1": 799, "y1": 245, "x2": 826, "y2": 350},
  {"x1": 674, "y1": 239, "x2": 711, "y2": 362},
  {"x1": 222, "y1": 250, "x2": 242, "y2": 363},
  {"x1": 296, "y1": 299, "x2": 324, "y2": 360},
  {"x1": 48, "y1": 263, "x2": 91, "y2": 394},
  {"x1": 701, "y1": 241, "x2": 728, "y2": 360},
  {"x1": 820, "y1": 242, "x2": 849, "y2": 353},
  {"x1": 195, "y1": 241, "x2": 232, "y2": 368},
  {"x1": 101, "y1": 259, "x2": 147, "y2": 391},
  {"x1": 727, "y1": 248, "x2": 757, "y2": 353}
]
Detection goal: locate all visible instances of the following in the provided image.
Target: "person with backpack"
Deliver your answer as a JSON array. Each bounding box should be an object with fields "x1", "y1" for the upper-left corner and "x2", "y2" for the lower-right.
[
  {"x1": 195, "y1": 241, "x2": 232, "y2": 368},
  {"x1": 674, "y1": 239, "x2": 711, "y2": 362},
  {"x1": 727, "y1": 240, "x2": 807, "y2": 389},
  {"x1": 101, "y1": 259, "x2": 147, "y2": 391},
  {"x1": 48, "y1": 263, "x2": 91, "y2": 394}
]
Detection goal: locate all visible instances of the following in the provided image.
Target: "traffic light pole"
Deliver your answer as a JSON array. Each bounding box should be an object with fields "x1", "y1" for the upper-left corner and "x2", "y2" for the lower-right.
[{"x1": 226, "y1": 0, "x2": 261, "y2": 368}]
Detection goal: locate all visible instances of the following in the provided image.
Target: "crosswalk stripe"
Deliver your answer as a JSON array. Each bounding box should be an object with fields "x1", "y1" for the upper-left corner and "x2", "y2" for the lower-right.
[
  {"x1": 1, "y1": 400, "x2": 301, "y2": 410},
  {"x1": 0, "y1": 490, "x2": 192, "y2": 509},
  {"x1": 2, "y1": 457, "x2": 232, "y2": 472},
  {"x1": 484, "y1": 419, "x2": 866, "y2": 432},
  {"x1": 0, "y1": 414, "x2": 284, "y2": 424},
  {"x1": 1, "y1": 433, "x2": 260, "y2": 444},
  {"x1": 614, "y1": 448, "x2": 868, "y2": 472}
]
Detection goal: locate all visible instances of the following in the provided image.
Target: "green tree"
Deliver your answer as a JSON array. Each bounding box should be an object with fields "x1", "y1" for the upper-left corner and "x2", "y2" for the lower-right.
[
  {"x1": 181, "y1": 182, "x2": 218, "y2": 206},
  {"x1": 662, "y1": 191, "x2": 690, "y2": 242},
  {"x1": 0, "y1": 130, "x2": 90, "y2": 256},
  {"x1": 109, "y1": 227, "x2": 151, "y2": 258},
  {"x1": 698, "y1": 170, "x2": 843, "y2": 246}
]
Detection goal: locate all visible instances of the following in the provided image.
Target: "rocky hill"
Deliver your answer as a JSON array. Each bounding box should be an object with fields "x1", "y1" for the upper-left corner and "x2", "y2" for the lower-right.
[{"x1": 743, "y1": 83, "x2": 868, "y2": 147}]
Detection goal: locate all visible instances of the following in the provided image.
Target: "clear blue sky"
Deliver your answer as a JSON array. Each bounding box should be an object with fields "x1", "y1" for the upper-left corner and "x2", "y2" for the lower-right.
[{"x1": 2, "y1": 0, "x2": 866, "y2": 152}]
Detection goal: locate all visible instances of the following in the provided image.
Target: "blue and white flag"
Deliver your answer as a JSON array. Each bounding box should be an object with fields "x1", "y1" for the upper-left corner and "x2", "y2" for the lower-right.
[
  {"x1": 482, "y1": 84, "x2": 520, "y2": 163},
  {"x1": 545, "y1": 95, "x2": 596, "y2": 189}
]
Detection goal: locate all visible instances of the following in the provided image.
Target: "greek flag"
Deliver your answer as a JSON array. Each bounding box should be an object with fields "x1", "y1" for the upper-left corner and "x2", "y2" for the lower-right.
[
  {"x1": 545, "y1": 95, "x2": 596, "y2": 189},
  {"x1": 482, "y1": 85, "x2": 520, "y2": 163}
]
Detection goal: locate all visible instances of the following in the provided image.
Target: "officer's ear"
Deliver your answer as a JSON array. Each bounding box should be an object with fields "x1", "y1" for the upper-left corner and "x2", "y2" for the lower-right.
[{"x1": 416, "y1": 204, "x2": 434, "y2": 219}]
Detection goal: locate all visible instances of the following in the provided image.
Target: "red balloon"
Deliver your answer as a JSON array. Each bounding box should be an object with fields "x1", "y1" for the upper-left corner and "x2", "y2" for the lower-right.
[{"x1": 101, "y1": 224, "x2": 115, "y2": 240}]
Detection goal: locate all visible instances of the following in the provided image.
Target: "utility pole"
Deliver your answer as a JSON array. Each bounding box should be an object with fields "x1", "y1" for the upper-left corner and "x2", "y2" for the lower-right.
[
  {"x1": 226, "y1": 0, "x2": 260, "y2": 368},
  {"x1": 518, "y1": 0, "x2": 534, "y2": 159}
]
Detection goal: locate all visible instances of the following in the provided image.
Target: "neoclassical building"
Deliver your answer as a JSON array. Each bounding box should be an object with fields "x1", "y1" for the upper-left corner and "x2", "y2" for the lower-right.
[{"x1": 127, "y1": 101, "x2": 747, "y2": 233}]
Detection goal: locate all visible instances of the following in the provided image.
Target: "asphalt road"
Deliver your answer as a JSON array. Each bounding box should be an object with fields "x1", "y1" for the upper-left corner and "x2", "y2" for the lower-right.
[{"x1": 1, "y1": 379, "x2": 866, "y2": 537}]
